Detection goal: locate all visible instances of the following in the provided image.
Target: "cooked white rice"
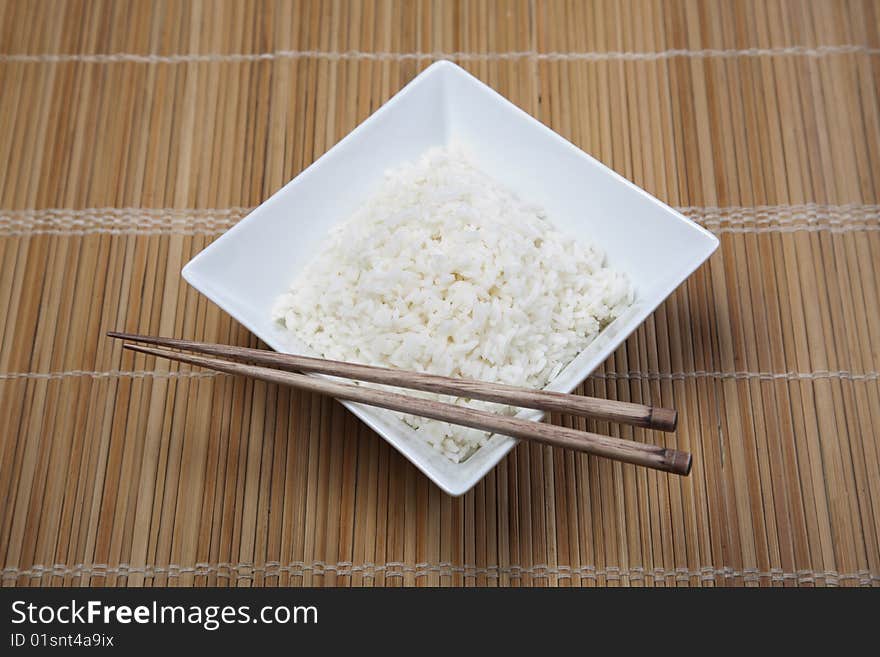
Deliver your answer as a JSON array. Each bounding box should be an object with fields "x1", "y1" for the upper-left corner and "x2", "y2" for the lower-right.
[{"x1": 272, "y1": 144, "x2": 633, "y2": 462}]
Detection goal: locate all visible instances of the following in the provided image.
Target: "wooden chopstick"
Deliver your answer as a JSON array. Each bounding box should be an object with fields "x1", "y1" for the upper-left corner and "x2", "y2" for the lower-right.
[
  {"x1": 107, "y1": 331, "x2": 677, "y2": 431},
  {"x1": 117, "y1": 341, "x2": 692, "y2": 476}
]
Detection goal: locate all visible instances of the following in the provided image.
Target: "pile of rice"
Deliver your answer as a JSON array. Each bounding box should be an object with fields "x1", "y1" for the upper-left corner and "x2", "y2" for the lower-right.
[{"x1": 272, "y1": 145, "x2": 633, "y2": 462}]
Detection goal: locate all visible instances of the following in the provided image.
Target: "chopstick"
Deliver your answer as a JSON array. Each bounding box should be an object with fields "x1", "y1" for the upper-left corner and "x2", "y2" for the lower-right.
[
  {"x1": 111, "y1": 338, "x2": 691, "y2": 476},
  {"x1": 106, "y1": 331, "x2": 677, "y2": 432}
]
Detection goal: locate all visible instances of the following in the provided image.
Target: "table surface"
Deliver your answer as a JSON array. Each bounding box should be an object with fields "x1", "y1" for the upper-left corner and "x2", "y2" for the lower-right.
[{"x1": 2, "y1": 0, "x2": 879, "y2": 587}]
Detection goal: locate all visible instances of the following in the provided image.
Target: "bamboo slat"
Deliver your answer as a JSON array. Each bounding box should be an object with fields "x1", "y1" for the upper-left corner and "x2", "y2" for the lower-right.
[{"x1": 1, "y1": 0, "x2": 879, "y2": 587}]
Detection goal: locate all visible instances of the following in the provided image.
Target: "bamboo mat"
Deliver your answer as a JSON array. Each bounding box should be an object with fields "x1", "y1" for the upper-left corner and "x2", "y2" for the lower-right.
[{"x1": 1, "y1": 0, "x2": 879, "y2": 588}]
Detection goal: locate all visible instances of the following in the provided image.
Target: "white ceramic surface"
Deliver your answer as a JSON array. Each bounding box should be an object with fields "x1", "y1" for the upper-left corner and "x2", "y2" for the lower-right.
[{"x1": 182, "y1": 60, "x2": 719, "y2": 496}]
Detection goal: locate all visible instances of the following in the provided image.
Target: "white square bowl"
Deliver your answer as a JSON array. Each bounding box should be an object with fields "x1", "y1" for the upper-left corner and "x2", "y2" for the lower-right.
[{"x1": 182, "y1": 60, "x2": 718, "y2": 496}]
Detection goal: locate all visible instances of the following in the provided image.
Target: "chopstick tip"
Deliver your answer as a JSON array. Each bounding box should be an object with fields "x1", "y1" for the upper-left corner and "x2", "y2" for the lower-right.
[
  {"x1": 666, "y1": 449, "x2": 692, "y2": 476},
  {"x1": 650, "y1": 407, "x2": 678, "y2": 432},
  {"x1": 123, "y1": 343, "x2": 154, "y2": 355}
]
